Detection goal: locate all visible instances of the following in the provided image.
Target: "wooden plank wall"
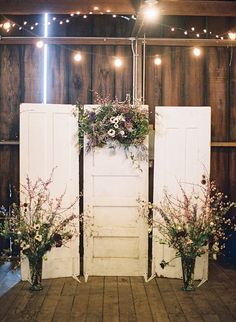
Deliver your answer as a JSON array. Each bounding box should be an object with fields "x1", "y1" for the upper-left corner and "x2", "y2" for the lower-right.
[
  {"x1": 0, "y1": 40, "x2": 235, "y2": 258},
  {"x1": 0, "y1": 43, "x2": 235, "y2": 201}
]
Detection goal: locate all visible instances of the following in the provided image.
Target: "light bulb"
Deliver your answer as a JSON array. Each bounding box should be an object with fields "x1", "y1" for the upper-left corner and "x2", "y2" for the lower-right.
[
  {"x1": 3, "y1": 21, "x2": 11, "y2": 30},
  {"x1": 228, "y1": 32, "x2": 236, "y2": 41},
  {"x1": 154, "y1": 56, "x2": 162, "y2": 65},
  {"x1": 114, "y1": 58, "x2": 122, "y2": 67},
  {"x1": 74, "y1": 53, "x2": 82, "y2": 62},
  {"x1": 36, "y1": 40, "x2": 44, "y2": 48},
  {"x1": 143, "y1": 6, "x2": 158, "y2": 22},
  {"x1": 193, "y1": 47, "x2": 201, "y2": 57}
]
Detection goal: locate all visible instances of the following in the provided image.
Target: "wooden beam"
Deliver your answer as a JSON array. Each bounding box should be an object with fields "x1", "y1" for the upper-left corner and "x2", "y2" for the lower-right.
[
  {"x1": 158, "y1": 1, "x2": 236, "y2": 17},
  {"x1": 211, "y1": 142, "x2": 236, "y2": 147},
  {"x1": 1, "y1": 37, "x2": 235, "y2": 47},
  {"x1": 0, "y1": 37, "x2": 133, "y2": 45},
  {"x1": 144, "y1": 38, "x2": 236, "y2": 47},
  {"x1": 0, "y1": 0, "x2": 236, "y2": 16},
  {"x1": 0, "y1": 0, "x2": 138, "y2": 14}
]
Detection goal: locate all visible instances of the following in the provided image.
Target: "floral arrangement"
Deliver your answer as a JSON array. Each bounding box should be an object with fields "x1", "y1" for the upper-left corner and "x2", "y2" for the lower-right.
[
  {"x1": 74, "y1": 95, "x2": 149, "y2": 165},
  {"x1": 139, "y1": 175, "x2": 236, "y2": 266},
  {"x1": 0, "y1": 173, "x2": 79, "y2": 290}
]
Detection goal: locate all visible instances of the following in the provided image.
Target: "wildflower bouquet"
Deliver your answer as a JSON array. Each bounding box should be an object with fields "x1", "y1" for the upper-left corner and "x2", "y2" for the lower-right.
[
  {"x1": 74, "y1": 95, "x2": 149, "y2": 164},
  {"x1": 0, "y1": 174, "x2": 79, "y2": 290},
  {"x1": 139, "y1": 175, "x2": 236, "y2": 290}
]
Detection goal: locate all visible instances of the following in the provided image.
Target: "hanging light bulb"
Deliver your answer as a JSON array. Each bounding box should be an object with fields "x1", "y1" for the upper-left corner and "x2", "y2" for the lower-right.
[
  {"x1": 143, "y1": 0, "x2": 159, "y2": 22},
  {"x1": 193, "y1": 47, "x2": 201, "y2": 57},
  {"x1": 114, "y1": 58, "x2": 122, "y2": 68},
  {"x1": 228, "y1": 32, "x2": 236, "y2": 41},
  {"x1": 154, "y1": 55, "x2": 162, "y2": 65},
  {"x1": 36, "y1": 40, "x2": 44, "y2": 48},
  {"x1": 74, "y1": 52, "x2": 82, "y2": 62},
  {"x1": 3, "y1": 21, "x2": 11, "y2": 30}
]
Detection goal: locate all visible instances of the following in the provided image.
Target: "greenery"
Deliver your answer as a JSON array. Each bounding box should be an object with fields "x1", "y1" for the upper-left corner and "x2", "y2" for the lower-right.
[
  {"x1": 0, "y1": 173, "x2": 79, "y2": 263},
  {"x1": 139, "y1": 175, "x2": 236, "y2": 268},
  {"x1": 74, "y1": 95, "x2": 149, "y2": 165}
]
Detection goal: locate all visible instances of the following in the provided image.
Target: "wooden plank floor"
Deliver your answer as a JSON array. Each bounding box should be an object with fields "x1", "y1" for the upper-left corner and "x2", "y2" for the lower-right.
[{"x1": 0, "y1": 262, "x2": 236, "y2": 322}]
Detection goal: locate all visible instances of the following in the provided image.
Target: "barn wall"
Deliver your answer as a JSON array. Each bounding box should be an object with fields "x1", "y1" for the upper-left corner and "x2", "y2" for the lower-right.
[{"x1": 0, "y1": 42, "x2": 235, "y2": 201}]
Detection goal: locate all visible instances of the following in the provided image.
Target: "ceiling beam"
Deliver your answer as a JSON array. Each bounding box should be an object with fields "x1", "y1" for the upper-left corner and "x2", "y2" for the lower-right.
[
  {"x1": 1, "y1": 36, "x2": 236, "y2": 47},
  {"x1": 0, "y1": 0, "x2": 138, "y2": 15},
  {"x1": 158, "y1": 1, "x2": 236, "y2": 17},
  {"x1": 0, "y1": 0, "x2": 236, "y2": 16}
]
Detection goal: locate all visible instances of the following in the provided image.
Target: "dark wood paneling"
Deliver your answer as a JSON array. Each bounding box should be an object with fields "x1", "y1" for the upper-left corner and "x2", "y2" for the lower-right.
[
  {"x1": 0, "y1": 45, "x2": 21, "y2": 141},
  {"x1": 0, "y1": 146, "x2": 19, "y2": 207},
  {"x1": 206, "y1": 47, "x2": 229, "y2": 141},
  {"x1": 230, "y1": 46, "x2": 236, "y2": 141},
  {"x1": 68, "y1": 45, "x2": 92, "y2": 104},
  {"x1": 114, "y1": 46, "x2": 133, "y2": 101},
  {"x1": 47, "y1": 45, "x2": 69, "y2": 103},
  {"x1": 211, "y1": 148, "x2": 229, "y2": 193},
  {"x1": 23, "y1": 45, "x2": 43, "y2": 103},
  {"x1": 145, "y1": 46, "x2": 162, "y2": 124},
  {"x1": 91, "y1": 45, "x2": 115, "y2": 100},
  {"x1": 183, "y1": 47, "x2": 205, "y2": 106},
  {"x1": 161, "y1": 47, "x2": 185, "y2": 106}
]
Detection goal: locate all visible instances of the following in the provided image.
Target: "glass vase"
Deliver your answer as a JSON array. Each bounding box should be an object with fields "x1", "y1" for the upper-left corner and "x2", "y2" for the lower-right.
[
  {"x1": 181, "y1": 255, "x2": 196, "y2": 291},
  {"x1": 28, "y1": 255, "x2": 43, "y2": 291}
]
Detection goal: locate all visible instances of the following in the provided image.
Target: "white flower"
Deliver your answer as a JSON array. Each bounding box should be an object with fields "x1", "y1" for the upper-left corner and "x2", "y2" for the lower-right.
[
  {"x1": 35, "y1": 234, "x2": 42, "y2": 242},
  {"x1": 34, "y1": 224, "x2": 40, "y2": 231},
  {"x1": 110, "y1": 116, "x2": 116, "y2": 123},
  {"x1": 108, "y1": 129, "x2": 115, "y2": 137},
  {"x1": 113, "y1": 117, "x2": 119, "y2": 124},
  {"x1": 119, "y1": 130, "x2": 125, "y2": 136},
  {"x1": 114, "y1": 123, "x2": 119, "y2": 129}
]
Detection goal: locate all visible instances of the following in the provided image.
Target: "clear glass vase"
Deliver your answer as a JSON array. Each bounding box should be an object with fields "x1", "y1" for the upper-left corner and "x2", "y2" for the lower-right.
[
  {"x1": 28, "y1": 255, "x2": 43, "y2": 291},
  {"x1": 181, "y1": 255, "x2": 196, "y2": 291}
]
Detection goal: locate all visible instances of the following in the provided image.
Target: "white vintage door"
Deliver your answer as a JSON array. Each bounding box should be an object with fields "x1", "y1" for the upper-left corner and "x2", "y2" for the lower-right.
[
  {"x1": 153, "y1": 106, "x2": 211, "y2": 280},
  {"x1": 20, "y1": 103, "x2": 80, "y2": 279},
  {"x1": 84, "y1": 105, "x2": 148, "y2": 277}
]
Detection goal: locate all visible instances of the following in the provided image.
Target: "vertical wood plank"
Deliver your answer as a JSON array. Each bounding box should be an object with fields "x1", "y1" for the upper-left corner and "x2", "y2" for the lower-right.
[
  {"x1": 47, "y1": 44, "x2": 69, "y2": 104},
  {"x1": 206, "y1": 47, "x2": 229, "y2": 141},
  {"x1": 118, "y1": 277, "x2": 136, "y2": 322},
  {"x1": 91, "y1": 46, "x2": 115, "y2": 100},
  {"x1": 0, "y1": 45, "x2": 21, "y2": 140},
  {"x1": 183, "y1": 47, "x2": 205, "y2": 106},
  {"x1": 23, "y1": 44, "x2": 43, "y2": 103},
  {"x1": 145, "y1": 46, "x2": 162, "y2": 124},
  {"x1": 162, "y1": 47, "x2": 185, "y2": 106},
  {"x1": 68, "y1": 45, "x2": 92, "y2": 104},
  {"x1": 114, "y1": 46, "x2": 132, "y2": 101},
  {"x1": 0, "y1": 146, "x2": 19, "y2": 207}
]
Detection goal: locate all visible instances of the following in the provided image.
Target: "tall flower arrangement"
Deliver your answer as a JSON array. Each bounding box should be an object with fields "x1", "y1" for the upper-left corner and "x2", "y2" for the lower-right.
[
  {"x1": 74, "y1": 95, "x2": 149, "y2": 166},
  {"x1": 0, "y1": 173, "x2": 79, "y2": 290},
  {"x1": 139, "y1": 176, "x2": 236, "y2": 290}
]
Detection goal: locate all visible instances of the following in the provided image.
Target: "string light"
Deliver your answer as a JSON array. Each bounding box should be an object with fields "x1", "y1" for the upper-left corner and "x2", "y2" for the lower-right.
[
  {"x1": 193, "y1": 47, "x2": 201, "y2": 57},
  {"x1": 74, "y1": 52, "x2": 82, "y2": 62},
  {"x1": 143, "y1": 0, "x2": 159, "y2": 22},
  {"x1": 228, "y1": 32, "x2": 236, "y2": 41},
  {"x1": 114, "y1": 58, "x2": 122, "y2": 67},
  {"x1": 154, "y1": 55, "x2": 162, "y2": 65},
  {"x1": 94, "y1": 7, "x2": 99, "y2": 11},
  {"x1": 3, "y1": 21, "x2": 11, "y2": 30},
  {"x1": 36, "y1": 40, "x2": 44, "y2": 48},
  {"x1": 0, "y1": 13, "x2": 231, "y2": 41}
]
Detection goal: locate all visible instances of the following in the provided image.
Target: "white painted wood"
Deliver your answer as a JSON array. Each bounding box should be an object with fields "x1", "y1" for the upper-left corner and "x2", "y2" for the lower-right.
[
  {"x1": 20, "y1": 103, "x2": 80, "y2": 280},
  {"x1": 84, "y1": 105, "x2": 148, "y2": 276},
  {"x1": 153, "y1": 106, "x2": 211, "y2": 280}
]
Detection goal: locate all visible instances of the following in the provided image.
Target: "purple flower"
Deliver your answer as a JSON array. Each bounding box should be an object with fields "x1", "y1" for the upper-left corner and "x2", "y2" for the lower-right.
[{"x1": 89, "y1": 112, "x2": 96, "y2": 122}]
